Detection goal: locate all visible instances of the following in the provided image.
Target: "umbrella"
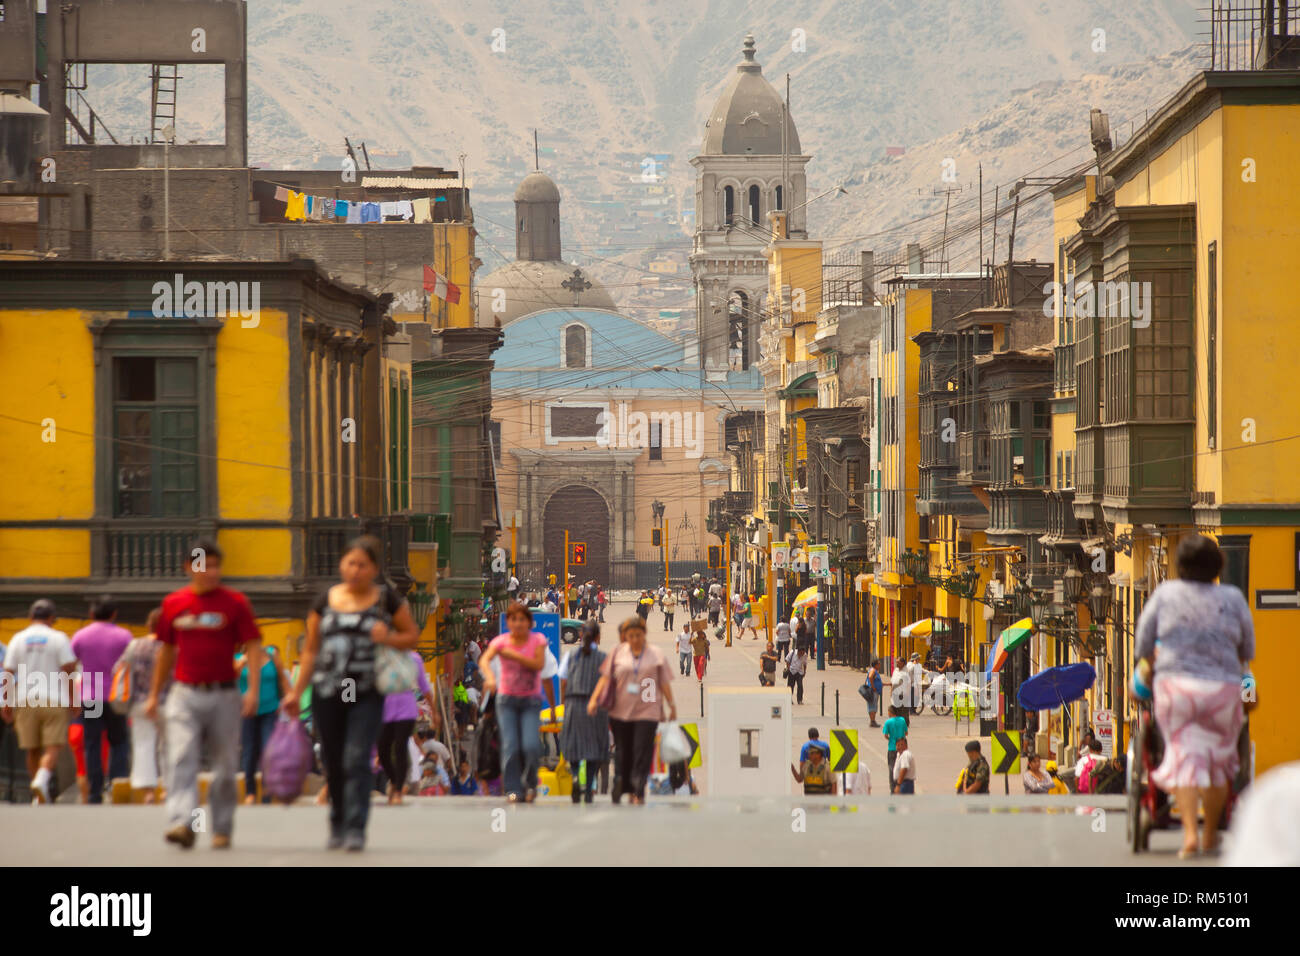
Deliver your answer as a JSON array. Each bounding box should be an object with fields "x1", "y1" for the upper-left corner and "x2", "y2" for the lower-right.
[
  {"x1": 792, "y1": 585, "x2": 819, "y2": 608},
  {"x1": 1017, "y1": 662, "x2": 1097, "y2": 712},
  {"x1": 900, "y1": 618, "x2": 933, "y2": 638},
  {"x1": 985, "y1": 617, "x2": 1033, "y2": 679}
]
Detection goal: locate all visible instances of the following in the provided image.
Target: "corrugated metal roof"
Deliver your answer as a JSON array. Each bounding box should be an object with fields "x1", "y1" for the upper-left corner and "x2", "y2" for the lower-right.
[{"x1": 361, "y1": 175, "x2": 466, "y2": 188}]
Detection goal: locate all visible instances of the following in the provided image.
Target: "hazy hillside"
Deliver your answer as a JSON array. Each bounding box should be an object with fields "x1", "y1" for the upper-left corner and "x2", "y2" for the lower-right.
[{"x1": 80, "y1": 0, "x2": 1205, "y2": 310}]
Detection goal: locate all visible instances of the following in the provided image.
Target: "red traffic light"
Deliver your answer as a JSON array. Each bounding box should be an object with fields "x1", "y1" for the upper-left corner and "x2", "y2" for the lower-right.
[{"x1": 573, "y1": 542, "x2": 587, "y2": 565}]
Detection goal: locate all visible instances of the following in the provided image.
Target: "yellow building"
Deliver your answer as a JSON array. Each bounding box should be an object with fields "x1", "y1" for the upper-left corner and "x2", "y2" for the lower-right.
[
  {"x1": 0, "y1": 260, "x2": 420, "y2": 659},
  {"x1": 1060, "y1": 69, "x2": 1300, "y2": 774}
]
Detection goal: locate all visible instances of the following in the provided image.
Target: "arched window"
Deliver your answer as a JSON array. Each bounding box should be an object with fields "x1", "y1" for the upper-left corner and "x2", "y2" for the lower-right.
[
  {"x1": 748, "y1": 185, "x2": 760, "y2": 225},
  {"x1": 723, "y1": 186, "x2": 735, "y2": 226},
  {"x1": 564, "y1": 324, "x2": 588, "y2": 368},
  {"x1": 728, "y1": 291, "x2": 751, "y2": 371}
]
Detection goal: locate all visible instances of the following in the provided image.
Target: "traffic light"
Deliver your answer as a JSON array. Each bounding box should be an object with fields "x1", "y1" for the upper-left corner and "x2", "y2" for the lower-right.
[
  {"x1": 651, "y1": 528, "x2": 662, "y2": 547},
  {"x1": 572, "y1": 542, "x2": 587, "y2": 565},
  {"x1": 708, "y1": 545, "x2": 722, "y2": 569}
]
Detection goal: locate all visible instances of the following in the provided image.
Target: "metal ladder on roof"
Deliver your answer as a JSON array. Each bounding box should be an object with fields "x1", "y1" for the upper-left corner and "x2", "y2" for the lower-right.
[{"x1": 150, "y1": 63, "x2": 180, "y2": 143}]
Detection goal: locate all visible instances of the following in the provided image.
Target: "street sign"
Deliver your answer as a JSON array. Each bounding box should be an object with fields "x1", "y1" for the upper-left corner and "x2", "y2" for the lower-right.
[
  {"x1": 1095, "y1": 709, "x2": 1114, "y2": 759},
  {"x1": 500, "y1": 611, "x2": 561, "y2": 701},
  {"x1": 680, "y1": 722, "x2": 702, "y2": 768},
  {"x1": 1255, "y1": 588, "x2": 1300, "y2": 609},
  {"x1": 991, "y1": 730, "x2": 1021, "y2": 774},
  {"x1": 829, "y1": 728, "x2": 859, "y2": 773}
]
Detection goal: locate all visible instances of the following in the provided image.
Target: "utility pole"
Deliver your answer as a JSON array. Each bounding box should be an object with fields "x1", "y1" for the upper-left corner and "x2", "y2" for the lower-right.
[
  {"x1": 162, "y1": 124, "x2": 174, "y2": 259},
  {"x1": 663, "y1": 517, "x2": 670, "y2": 591},
  {"x1": 509, "y1": 511, "x2": 518, "y2": 576},
  {"x1": 725, "y1": 530, "x2": 732, "y2": 647},
  {"x1": 563, "y1": 529, "x2": 570, "y2": 618}
]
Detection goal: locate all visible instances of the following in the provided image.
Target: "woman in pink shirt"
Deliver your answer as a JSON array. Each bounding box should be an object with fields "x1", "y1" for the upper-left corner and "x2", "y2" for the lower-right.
[
  {"x1": 479, "y1": 603, "x2": 547, "y2": 803},
  {"x1": 588, "y1": 616, "x2": 677, "y2": 804}
]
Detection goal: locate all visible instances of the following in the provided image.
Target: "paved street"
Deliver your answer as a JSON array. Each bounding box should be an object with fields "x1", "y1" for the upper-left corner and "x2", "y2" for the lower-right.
[
  {"x1": 0, "y1": 597, "x2": 1214, "y2": 866},
  {"x1": 0, "y1": 794, "x2": 1217, "y2": 866}
]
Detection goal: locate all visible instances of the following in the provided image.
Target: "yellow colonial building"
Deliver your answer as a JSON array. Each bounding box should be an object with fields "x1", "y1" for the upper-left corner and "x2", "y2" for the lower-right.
[{"x1": 0, "y1": 260, "x2": 418, "y2": 657}]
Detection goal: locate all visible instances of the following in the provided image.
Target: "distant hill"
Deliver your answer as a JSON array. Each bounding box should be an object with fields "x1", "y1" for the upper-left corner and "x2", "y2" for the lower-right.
[{"x1": 78, "y1": 0, "x2": 1204, "y2": 300}]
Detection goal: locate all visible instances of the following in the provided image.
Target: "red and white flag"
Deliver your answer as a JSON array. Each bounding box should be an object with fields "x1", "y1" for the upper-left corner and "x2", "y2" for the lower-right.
[{"x1": 423, "y1": 265, "x2": 462, "y2": 304}]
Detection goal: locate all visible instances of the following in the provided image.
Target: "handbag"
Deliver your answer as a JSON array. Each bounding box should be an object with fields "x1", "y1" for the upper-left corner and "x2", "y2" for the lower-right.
[
  {"x1": 658, "y1": 721, "x2": 692, "y2": 764},
  {"x1": 375, "y1": 644, "x2": 420, "y2": 695},
  {"x1": 260, "y1": 716, "x2": 314, "y2": 803},
  {"x1": 596, "y1": 645, "x2": 619, "y2": 711}
]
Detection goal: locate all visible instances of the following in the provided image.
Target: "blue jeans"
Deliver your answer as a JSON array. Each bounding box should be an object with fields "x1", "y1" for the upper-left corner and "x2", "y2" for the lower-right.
[
  {"x1": 82, "y1": 706, "x2": 129, "y2": 803},
  {"x1": 240, "y1": 710, "x2": 278, "y2": 803},
  {"x1": 496, "y1": 694, "x2": 542, "y2": 797}
]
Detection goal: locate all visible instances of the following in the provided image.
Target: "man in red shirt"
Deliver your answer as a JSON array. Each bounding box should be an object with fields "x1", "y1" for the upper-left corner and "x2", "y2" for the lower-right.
[{"x1": 146, "y1": 538, "x2": 263, "y2": 849}]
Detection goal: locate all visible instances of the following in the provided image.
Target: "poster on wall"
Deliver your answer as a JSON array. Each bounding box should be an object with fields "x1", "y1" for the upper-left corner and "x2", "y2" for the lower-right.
[
  {"x1": 807, "y1": 543, "x2": 830, "y2": 579},
  {"x1": 770, "y1": 541, "x2": 789, "y2": 572}
]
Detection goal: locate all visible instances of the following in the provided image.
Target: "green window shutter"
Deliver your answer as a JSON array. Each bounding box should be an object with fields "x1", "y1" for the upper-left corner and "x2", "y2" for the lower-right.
[
  {"x1": 388, "y1": 378, "x2": 399, "y2": 512},
  {"x1": 158, "y1": 407, "x2": 199, "y2": 516},
  {"x1": 400, "y1": 375, "x2": 411, "y2": 509}
]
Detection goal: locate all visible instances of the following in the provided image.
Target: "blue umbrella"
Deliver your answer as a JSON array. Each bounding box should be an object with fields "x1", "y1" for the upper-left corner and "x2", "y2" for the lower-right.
[{"x1": 1017, "y1": 662, "x2": 1097, "y2": 712}]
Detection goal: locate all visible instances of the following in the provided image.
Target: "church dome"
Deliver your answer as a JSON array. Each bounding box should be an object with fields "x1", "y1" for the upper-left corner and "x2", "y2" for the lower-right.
[
  {"x1": 475, "y1": 260, "x2": 617, "y2": 326},
  {"x1": 514, "y1": 171, "x2": 562, "y2": 203},
  {"x1": 702, "y1": 35, "x2": 800, "y2": 156}
]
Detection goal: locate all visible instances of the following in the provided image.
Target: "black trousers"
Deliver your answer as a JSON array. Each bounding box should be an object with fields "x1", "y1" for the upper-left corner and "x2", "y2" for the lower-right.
[
  {"x1": 664, "y1": 612, "x2": 674, "y2": 630},
  {"x1": 609, "y1": 717, "x2": 656, "y2": 802},
  {"x1": 81, "y1": 707, "x2": 129, "y2": 803},
  {"x1": 788, "y1": 672, "x2": 805, "y2": 703},
  {"x1": 376, "y1": 719, "x2": 416, "y2": 790},
  {"x1": 315, "y1": 691, "x2": 384, "y2": 837}
]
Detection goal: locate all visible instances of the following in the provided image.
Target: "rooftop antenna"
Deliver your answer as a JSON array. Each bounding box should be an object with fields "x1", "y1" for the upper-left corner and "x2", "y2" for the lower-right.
[{"x1": 534, "y1": 129, "x2": 539, "y2": 171}]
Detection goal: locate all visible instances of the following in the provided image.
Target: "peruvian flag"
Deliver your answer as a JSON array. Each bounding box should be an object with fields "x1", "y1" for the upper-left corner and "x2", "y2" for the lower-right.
[{"x1": 422, "y1": 265, "x2": 462, "y2": 304}]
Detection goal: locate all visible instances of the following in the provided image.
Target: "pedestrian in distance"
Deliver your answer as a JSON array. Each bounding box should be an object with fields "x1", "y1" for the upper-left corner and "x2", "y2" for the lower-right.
[
  {"x1": 740, "y1": 594, "x2": 760, "y2": 641},
  {"x1": 800, "y1": 727, "x2": 830, "y2": 762},
  {"x1": 70, "y1": 594, "x2": 133, "y2": 804},
  {"x1": 587, "y1": 616, "x2": 676, "y2": 805},
  {"x1": 791, "y1": 740, "x2": 836, "y2": 795},
  {"x1": 863, "y1": 658, "x2": 883, "y2": 726},
  {"x1": 758, "y1": 641, "x2": 779, "y2": 686},
  {"x1": 690, "y1": 625, "x2": 710, "y2": 682},
  {"x1": 775, "y1": 616, "x2": 791, "y2": 659},
  {"x1": 597, "y1": 587, "x2": 607, "y2": 623},
  {"x1": 960, "y1": 740, "x2": 991, "y2": 794},
  {"x1": 284, "y1": 535, "x2": 419, "y2": 850},
  {"x1": 882, "y1": 705, "x2": 908, "y2": 794},
  {"x1": 2, "y1": 599, "x2": 77, "y2": 805},
  {"x1": 148, "y1": 540, "x2": 264, "y2": 850},
  {"x1": 559, "y1": 619, "x2": 610, "y2": 804},
  {"x1": 676, "y1": 621, "x2": 693, "y2": 676},
  {"x1": 707, "y1": 588, "x2": 722, "y2": 627},
  {"x1": 118, "y1": 608, "x2": 171, "y2": 801},
  {"x1": 662, "y1": 586, "x2": 676, "y2": 632},
  {"x1": 786, "y1": 644, "x2": 808, "y2": 704},
  {"x1": 377, "y1": 648, "x2": 432, "y2": 805},
  {"x1": 236, "y1": 642, "x2": 287, "y2": 804},
  {"x1": 893, "y1": 737, "x2": 916, "y2": 794},
  {"x1": 636, "y1": 591, "x2": 654, "y2": 622},
  {"x1": 1022, "y1": 752, "x2": 1053, "y2": 794},
  {"x1": 477, "y1": 602, "x2": 547, "y2": 804},
  {"x1": 890, "y1": 656, "x2": 912, "y2": 726}
]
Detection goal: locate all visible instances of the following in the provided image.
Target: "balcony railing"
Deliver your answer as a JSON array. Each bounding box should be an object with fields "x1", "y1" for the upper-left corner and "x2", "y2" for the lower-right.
[{"x1": 104, "y1": 523, "x2": 192, "y2": 579}]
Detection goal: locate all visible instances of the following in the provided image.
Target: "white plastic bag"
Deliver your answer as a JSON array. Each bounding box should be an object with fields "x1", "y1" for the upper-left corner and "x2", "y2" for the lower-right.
[{"x1": 658, "y1": 721, "x2": 692, "y2": 765}]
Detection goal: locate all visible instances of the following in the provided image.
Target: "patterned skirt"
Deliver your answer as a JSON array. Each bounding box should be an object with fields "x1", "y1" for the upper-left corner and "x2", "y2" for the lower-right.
[
  {"x1": 560, "y1": 695, "x2": 610, "y2": 764},
  {"x1": 1151, "y1": 673, "x2": 1243, "y2": 790}
]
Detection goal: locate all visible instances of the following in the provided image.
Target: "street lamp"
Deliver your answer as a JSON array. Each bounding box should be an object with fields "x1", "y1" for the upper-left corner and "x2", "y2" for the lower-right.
[
  {"x1": 1029, "y1": 592, "x2": 1051, "y2": 627},
  {"x1": 1088, "y1": 579, "x2": 1112, "y2": 623},
  {"x1": 1063, "y1": 567, "x2": 1085, "y2": 604},
  {"x1": 408, "y1": 582, "x2": 433, "y2": 632}
]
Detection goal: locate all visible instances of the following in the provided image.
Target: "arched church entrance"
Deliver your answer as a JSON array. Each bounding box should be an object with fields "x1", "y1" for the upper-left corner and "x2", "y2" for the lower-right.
[{"x1": 543, "y1": 485, "x2": 611, "y2": 589}]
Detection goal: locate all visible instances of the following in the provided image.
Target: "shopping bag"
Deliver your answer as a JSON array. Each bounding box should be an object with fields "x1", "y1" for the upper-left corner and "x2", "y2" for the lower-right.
[
  {"x1": 260, "y1": 716, "x2": 314, "y2": 803},
  {"x1": 658, "y1": 721, "x2": 692, "y2": 765},
  {"x1": 374, "y1": 645, "x2": 420, "y2": 695}
]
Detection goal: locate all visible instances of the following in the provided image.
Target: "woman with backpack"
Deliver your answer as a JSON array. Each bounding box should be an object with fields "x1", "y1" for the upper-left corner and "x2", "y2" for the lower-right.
[
  {"x1": 284, "y1": 535, "x2": 419, "y2": 851},
  {"x1": 559, "y1": 620, "x2": 609, "y2": 804}
]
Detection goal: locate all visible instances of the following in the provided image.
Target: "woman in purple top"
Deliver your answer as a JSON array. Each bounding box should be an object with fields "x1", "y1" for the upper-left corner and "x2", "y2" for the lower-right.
[{"x1": 377, "y1": 651, "x2": 432, "y2": 805}]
